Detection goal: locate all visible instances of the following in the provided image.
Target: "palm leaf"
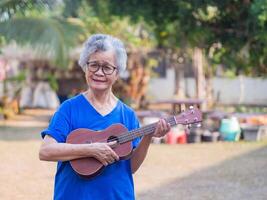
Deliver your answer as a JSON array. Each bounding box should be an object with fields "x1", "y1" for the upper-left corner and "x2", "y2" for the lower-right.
[
  {"x1": 0, "y1": 17, "x2": 85, "y2": 66},
  {"x1": 0, "y1": 0, "x2": 43, "y2": 18}
]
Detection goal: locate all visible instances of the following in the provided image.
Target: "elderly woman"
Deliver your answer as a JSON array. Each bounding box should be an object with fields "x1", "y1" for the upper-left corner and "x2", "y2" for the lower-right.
[{"x1": 39, "y1": 34, "x2": 170, "y2": 200}]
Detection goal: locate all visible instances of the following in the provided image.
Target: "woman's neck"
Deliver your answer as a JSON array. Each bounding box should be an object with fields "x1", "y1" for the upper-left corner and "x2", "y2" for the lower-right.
[
  {"x1": 84, "y1": 89, "x2": 118, "y2": 116},
  {"x1": 85, "y1": 88, "x2": 116, "y2": 105}
]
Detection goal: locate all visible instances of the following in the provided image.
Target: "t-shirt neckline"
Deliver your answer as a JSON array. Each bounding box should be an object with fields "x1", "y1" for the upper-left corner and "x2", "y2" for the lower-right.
[{"x1": 80, "y1": 93, "x2": 120, "y2": 117}]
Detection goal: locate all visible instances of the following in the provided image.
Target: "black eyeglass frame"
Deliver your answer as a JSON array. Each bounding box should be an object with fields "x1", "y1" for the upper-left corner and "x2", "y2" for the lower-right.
[{"x1": 86, "y1": 61, "x2": 118, "y2": 75}]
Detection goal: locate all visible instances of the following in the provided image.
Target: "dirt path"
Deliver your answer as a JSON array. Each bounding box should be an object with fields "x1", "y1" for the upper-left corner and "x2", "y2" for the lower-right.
[
  {"x1": 135, "y1": 142, "x2": 267, "y2": 200},
  {"x1": 0, "y1": 131, "x2": 266, "y2": 200}
]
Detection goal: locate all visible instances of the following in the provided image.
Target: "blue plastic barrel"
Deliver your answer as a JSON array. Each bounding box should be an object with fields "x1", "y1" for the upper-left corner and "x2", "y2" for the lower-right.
[{"x1": 219, "y1": 117, "x2": 241, "y2": 141}]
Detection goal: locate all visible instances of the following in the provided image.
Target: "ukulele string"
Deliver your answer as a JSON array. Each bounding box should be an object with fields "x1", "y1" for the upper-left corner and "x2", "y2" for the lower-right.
[
  {"x1": 106, "y1": 109, "x2": 200, "y2": 143},
  {"x1": 94, "y1": 117, "x2": 177, "y2": 144},
  {"x1": 96, "y1": 123, "x2": 158, "y2": 143},
  {"x1": 118, "y1": 117, "x2": 177, "y2": 143}
]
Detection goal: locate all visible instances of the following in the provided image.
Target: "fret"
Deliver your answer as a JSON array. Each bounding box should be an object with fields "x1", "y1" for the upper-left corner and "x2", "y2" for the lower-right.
[
  {"x1": 67, "y1": 107, "x2": 202, "y2": 178},
  {"x1": 118, "y1": 116, "x2": 177, "y2": 144}
]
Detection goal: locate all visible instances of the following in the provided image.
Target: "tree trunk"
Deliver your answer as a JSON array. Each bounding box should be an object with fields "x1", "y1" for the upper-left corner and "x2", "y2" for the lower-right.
[
  {"x1": 115, "y1": 51, "x2": 151, "y2": 109},
  {"x1": 193, "y1": 47, "x2": 207, "y2": 110},
  {"x1": 174, "y1": 63, "x2": 185, "y2": 99},
  {"x1": 202, "y1": 52, "x2": 215, "y2": 109},
  {"x1": 205, "y1": 65, "x2": 214, "y2": 109}
]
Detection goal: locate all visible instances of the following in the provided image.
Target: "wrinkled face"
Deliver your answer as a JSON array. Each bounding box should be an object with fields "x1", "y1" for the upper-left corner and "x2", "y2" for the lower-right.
[{"x1": 85, "y1": 50, "x2": 119, "y2": 92}]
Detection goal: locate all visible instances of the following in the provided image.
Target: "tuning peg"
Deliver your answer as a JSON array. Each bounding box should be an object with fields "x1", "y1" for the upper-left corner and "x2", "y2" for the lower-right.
[
  {"x1": 196, "y1": 123, "x2": 202, "y2": 128},
  {"x1": 186, "y1": 124, "x2": 192, "y2": 129},
  {"x1": 191, "y1": 123, "x2": 202, "y2": 128}
]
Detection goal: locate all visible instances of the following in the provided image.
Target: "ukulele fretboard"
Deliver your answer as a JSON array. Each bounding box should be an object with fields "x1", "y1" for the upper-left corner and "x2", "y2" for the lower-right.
[{"x1": 117, "y1": 116, "x2": 177, "y2": 144}]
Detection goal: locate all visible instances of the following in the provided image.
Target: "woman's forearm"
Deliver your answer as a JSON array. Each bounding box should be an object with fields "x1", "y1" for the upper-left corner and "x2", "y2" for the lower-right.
[
  {"x1": 130, "y1": 119, "x2": 170, "y2": 173},
  {"x1": 130, "y1": 134, "x2": 153, "y2": 173},
  {"x1": 39, "y1": 142, "x2": 94, "y2": 162},
  {"x1": 39, "y1": 135, "x2": 119, "y2": 166}
]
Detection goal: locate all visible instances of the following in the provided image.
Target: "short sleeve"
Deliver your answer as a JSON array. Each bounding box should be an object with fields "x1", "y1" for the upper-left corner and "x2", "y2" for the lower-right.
[{"x1": 41, "y1": 101, "x2": 71, "y2": 143}]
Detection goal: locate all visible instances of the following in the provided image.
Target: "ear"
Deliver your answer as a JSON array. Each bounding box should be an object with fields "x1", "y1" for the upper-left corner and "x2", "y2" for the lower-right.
[{"x1": 84, "y1": 68, "x2": 90, "y2": 83}]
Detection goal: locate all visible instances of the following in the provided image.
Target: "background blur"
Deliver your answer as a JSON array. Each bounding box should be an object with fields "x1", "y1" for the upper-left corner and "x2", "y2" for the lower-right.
[{"x1": 0, "y1": 1, "x2": 267, "y2": 200}]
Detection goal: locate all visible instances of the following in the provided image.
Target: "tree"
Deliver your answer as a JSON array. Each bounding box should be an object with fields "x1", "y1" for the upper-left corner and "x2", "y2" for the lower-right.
[
  {"x1": 2, "y1": 0, "x2": 266, "y2": 110},
  {"x1": 78, "y1": 13, "x2": 157, "y2": 107},
  {"x1": 0, "y1": 0, "x2": 85, "y2": 66},
  {"x1": 96, "y1": 0, "x2": 267, "y2": 108},
  {"x1": 0, "y1": 0, "x2": 86, "y2": 117},
  {"x1": 0, "y1": 0, "x2": 158, "y2": 110}
]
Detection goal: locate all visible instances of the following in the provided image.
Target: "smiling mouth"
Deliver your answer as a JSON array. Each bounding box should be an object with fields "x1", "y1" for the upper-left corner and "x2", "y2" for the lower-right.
[{"x1": 92, "y1": 78, "x2": 107, "y2": 82}]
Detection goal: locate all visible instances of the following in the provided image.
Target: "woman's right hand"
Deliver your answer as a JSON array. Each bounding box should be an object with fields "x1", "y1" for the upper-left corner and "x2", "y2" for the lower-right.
[{"x1": 89, "y1": 141, "x2": 119, "y2": 166}]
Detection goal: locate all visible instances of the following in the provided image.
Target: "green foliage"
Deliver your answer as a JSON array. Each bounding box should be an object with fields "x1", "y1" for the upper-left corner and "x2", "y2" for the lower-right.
[
  {"x1": 82, "y1": 16, "x2": 155, "y2": 49},
  {"x1": 7, "y1": 70, "x2": 26, "y2": 82},
  {"x1": 123, "y1": 0, "x2": 267, "y2": 76},
  {"x1": 0, "y1": 0, "x2": 57, "y2": 20},
  {"x1": 0, "y1": 35, "x2": 5, "y2": 47},
  {"x1": 46, "y1": 73, "x2": 59, "y2": 91},
  {"x1": 68, "y1": 0, "x2": 156, "y2": 49},
  {"x1": 63, "y1": 0, "x2": 82, "y2": 18},
  {"x1": 1, "y1": 0, "x2": 266, "y2": 76},
  {"x1": 5, "y1": 69, "x2": 26, "y2": 98},
  {"x1": 0, "y1": 1, "x2": 85, "y2": 67},
  {"x1": 101, "y1": 0, "x2": 267, "y2": 77},
  {"x1": 251, "y1": 0, "x2": 267, "y2": 28},
  {"x1": 0, "y1": 17, "x2": 84, "y2": 66}
]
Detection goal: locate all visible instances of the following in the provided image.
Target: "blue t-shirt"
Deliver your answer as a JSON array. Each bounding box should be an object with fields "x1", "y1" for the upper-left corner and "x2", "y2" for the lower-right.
[{"x1": 41, "y1": 94, "x2": 141, "y2": 200}]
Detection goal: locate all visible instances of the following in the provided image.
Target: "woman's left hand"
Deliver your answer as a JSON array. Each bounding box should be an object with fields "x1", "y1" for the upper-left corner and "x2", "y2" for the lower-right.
[{"x1": 153, "y1": 119, "x2": 171, "y2": 138}]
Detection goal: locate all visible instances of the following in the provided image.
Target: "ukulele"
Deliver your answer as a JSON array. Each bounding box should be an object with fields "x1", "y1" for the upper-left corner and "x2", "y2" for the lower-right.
[{"x1": 66, "y1": 107, "x2": 202, "y2": 179}]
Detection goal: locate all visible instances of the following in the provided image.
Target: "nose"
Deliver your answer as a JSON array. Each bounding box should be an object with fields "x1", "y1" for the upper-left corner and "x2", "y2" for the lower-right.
[{"x1": 94, "y1": 66, "x2": 105, "y2": 76}]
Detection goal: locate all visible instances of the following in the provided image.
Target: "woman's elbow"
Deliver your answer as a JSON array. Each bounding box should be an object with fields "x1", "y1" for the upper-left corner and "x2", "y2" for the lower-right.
[
  {"x1": 39, "y1": 146, "x2": 53, "y2": 161},
  {"x1": 131, "y1": 161, "x2": 141, "y2": 174}
]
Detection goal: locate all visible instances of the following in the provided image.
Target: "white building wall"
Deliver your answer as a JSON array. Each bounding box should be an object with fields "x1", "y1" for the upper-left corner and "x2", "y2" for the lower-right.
[
  {"x1": 1, "y1": 68, "x2": 267, "y2": 105},
  {"x1": 148, "y1": 68, "x2": 267, "y2": 105},
  {"x1": 147, "y1": 69, "x2": 175, "y2": 100}
]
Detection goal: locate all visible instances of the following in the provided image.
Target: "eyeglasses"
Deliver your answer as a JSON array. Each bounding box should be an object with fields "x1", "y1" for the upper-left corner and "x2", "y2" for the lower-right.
[{"x1": 86, "y1": 61, "x2": 117, "y2": 75}]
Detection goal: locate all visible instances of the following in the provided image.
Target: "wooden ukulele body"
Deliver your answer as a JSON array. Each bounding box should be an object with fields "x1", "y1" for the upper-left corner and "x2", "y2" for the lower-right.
[
  {"x1": 66, "y1": 107, "x2": 202, "y2": 179},
  {"x1": 66, "y1": 124, "x2": 132, "y2": 178}
]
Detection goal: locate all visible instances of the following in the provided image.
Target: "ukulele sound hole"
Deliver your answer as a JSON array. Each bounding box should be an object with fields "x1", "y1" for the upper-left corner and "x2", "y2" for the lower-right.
[{"x1": 107, "y1": 136, "x2": 119, "y2": 143}]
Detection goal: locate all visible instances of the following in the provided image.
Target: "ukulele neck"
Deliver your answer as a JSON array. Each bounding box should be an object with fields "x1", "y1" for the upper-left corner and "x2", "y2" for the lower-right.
[{"x1": 117, "y1": 116, "x2": 177, "y2": 144}]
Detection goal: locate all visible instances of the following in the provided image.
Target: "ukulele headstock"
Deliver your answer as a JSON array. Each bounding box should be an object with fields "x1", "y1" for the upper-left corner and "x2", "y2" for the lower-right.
[{"x1": 174, "y1": 106, "x2": 202, "y2": 126}]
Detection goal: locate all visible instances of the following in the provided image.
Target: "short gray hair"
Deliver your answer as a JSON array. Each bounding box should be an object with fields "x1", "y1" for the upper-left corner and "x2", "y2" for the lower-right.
[{"x1": 78, "y1": 34, "x2": 127, "y2": 73}]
